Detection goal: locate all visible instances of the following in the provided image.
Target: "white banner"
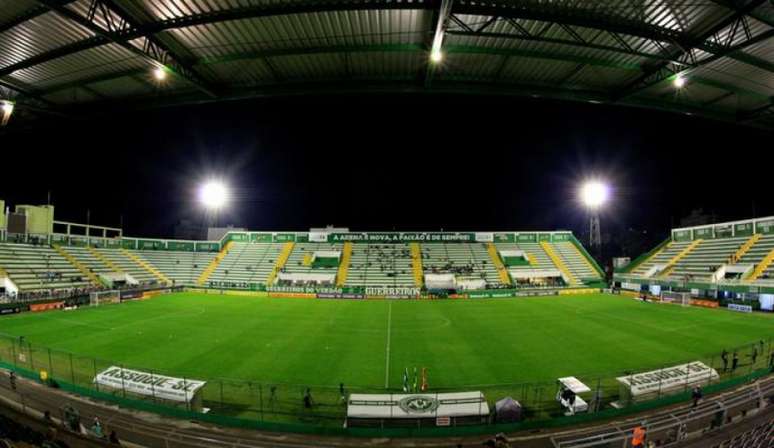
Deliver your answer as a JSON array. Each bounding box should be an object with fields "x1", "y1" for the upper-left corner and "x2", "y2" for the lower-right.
[
  {"x1": 348, "y1": 391, "x2": 488, "y2": 419},
  {"x1": 727, "y1": 303, "x2": 753, "y2": 313},
  {"x1": 308, "y1": 231, "x2": 328, "y2": 242},
  {"x1": 617, "y1": 361, "x2": 718, "y2": 397},
  {"x1": 475, "y1": 233, "x2": 494, "y2": 242},
  {"x1": 364, "y1": 286, "x2": 420, "y2": 297},
  {"x1": 94, "y1": 366, "x2": 205, "y2": 403}
]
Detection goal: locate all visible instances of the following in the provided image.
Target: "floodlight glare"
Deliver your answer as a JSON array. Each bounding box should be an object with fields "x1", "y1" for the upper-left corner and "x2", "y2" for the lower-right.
[
  {"x1": 580, "y1": 181, "x2": 609, "y2": 209},
  {"x1": 199, "y1": 181, "x2": 228, "y2": 210},
  {"x1": 673, "y1": 74, "x2": 686, "y2": 88},
  {"x1": 430, "y1": 50, "x2": 443, "y2": 63},
  {"x1": 1, "y1": 101, "x2": 13, "y2": 126},
  {"x1": 153, "y1": 67, "x2": 167, "y2": 81}
]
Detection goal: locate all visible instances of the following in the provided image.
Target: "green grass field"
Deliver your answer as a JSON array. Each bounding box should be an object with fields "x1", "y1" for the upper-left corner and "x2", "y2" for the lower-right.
[{"x1": 0, "y1": 292, "x2": 772, "y2": 424}]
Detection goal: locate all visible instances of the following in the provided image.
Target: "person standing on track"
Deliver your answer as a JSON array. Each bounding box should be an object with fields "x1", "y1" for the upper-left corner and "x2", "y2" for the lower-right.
[
  {"x1": 691, "y1": 386, "x2": 702, "y2": 408},
  {"x1": 721, "y1": 349, "x2": 729, "y2": 372},
  {"x1": 631, "y1": 424, "x2": 646, "y2": 448}
]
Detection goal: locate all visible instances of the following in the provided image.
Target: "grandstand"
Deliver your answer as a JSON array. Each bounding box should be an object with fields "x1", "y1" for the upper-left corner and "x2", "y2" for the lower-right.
[
  {"x1": 0, "y1": 242, "x2": 94, "y2": 293},
  {"x1": 135, "y1": 249, "x2": 216, "y2": 286},
  {"x1": 206, "y1": 242, "x2": 285, "y2": 287},
  {"x1": 421, "y1": 243, "x2": 501, "y2": 286},
  {"x1": 95, "y1": 248, "x2": 158, "y2": 284},
  {"x1": 0, "y1": 204, "x2": 604, "y2": 298},
  {"x1": 615, "y1": 216, "x2": 774, "y2": 297},
  {"x1": 345, "y1": 243, "x2": 415, "y2": 288}
]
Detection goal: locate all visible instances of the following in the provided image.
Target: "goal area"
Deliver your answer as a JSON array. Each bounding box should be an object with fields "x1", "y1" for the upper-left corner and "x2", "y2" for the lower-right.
[{"x1": 90, "y1": 290, "x2": 121, "y2": 306}]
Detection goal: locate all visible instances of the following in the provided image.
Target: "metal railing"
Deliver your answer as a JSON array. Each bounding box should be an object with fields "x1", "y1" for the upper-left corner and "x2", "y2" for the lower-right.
[{"x1": 0, "y1": 332, "x2": 771, "y2": 434}]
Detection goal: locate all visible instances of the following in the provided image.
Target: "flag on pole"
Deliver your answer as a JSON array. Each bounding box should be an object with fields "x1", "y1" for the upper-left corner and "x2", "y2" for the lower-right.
[
  {"x1": 421, "y1": 367, "x2": 428, "y2": 392},
  {"x1": 412, "y1": 367, "x2": 418, "y2": 392},
  {"x1": 402, "y1": 367, "x2": 409, "y2": 392}
]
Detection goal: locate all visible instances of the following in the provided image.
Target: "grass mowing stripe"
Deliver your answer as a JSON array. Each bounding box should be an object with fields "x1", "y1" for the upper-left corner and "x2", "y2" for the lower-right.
[{"x1": 385, "y1": 301, "x2": 392, "y2": 389}]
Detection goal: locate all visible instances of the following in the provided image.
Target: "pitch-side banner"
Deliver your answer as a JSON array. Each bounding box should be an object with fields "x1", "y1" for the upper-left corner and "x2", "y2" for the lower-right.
[
  {"x1": 616, "y1": 361, "x2": 718, "y2": 397},
  {"x1": 94, "y1": 366, "x2": 206, "y2": 403}
]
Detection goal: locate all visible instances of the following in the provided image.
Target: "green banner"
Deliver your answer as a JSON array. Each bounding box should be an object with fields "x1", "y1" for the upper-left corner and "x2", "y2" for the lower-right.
[
  {"x1": 274, "y1": 233, "x2": 296, "y2": 243},
  {"x1": 516, "y1": 233, "x2": 537, "y2": 243},
  {"x1": 694, "y1": 228, "x2": 713, "y2": 239},
  {"x1": 168, "y1": 241, "x2": 195, "y2": 251},
  {"x1": 228, "y1": 233, "x2": 249, "y2": 242},
  {"x1": 714, "y1": 225, "x2": 732, "y2": 239},
  {"x1": 551, "y1": 233, "x2": 571, "y2": 242},
  {"x1": 121, "y1": 239, "x2": 137, "y2": 250},
  {"x1": 494, "y1": 233, "x2": 514, "y2": 243},
  {"x1": 196, "y1": 242, "x2": 219, "y2": 252},
  {"x1": 328, "y1": 232, "x2": 476, "y2": 243},
  {"x1": 672, "y1": 230, "x2": 691, "y2": 242},
  {"x1": 734, "y1": 223, "x2": 753, "y2": 237},
  {"x1": 70, "y1": 236, "x2": 88, "y2": 247},
  {"x1": 756, "y1": 219, "x2": 774, "y2": 235},
  {"x1": 251, "y1": 233, "x2": 272, "y2": 243},
  {"x1": 138, "y1": 240, "x2": 165, "y2": 250}
]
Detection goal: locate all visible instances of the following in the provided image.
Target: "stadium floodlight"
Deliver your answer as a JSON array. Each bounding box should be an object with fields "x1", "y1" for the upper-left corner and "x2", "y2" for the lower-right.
[
  {"x1": 580, "y1": 180, "x2": 610, "y2": 250},
  {"x1": 199, "y1": 181, "x2": 229, "y2": 210},
  {"x1": 580, "y1": 181, "x2": 610, "y2": 209},
  {"x1": 153, "y1": 67, "x2": 168, "y2": 81},
  {"x1": 430, "y1": 49, "x2": 443, "y2": 63},
  {"x1": 1, "y1": 100, "x2": 13, "y2": 126},
  {"x1": 673, "y1": 74, "x2": 686, "y2": 88}
]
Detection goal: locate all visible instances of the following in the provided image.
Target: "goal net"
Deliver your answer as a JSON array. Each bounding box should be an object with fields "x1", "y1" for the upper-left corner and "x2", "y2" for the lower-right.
[
  {"x1": 661, "y1": 291, "x2": 691, "y2": 307},
  {"x1": 90, "y1": 290, "x2": 120, "y2": 306}
]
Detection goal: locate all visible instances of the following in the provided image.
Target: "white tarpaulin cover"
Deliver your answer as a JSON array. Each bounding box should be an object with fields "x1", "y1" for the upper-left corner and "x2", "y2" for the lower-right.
[
  {"x1": 616, "y1": 361, "x2": 719, "y2": 397},
  {"x1": 509, "y1": 268, "x2": 562, "y2": 279},
  {"x1": 313, "y1": 250, "x2": 341, "y2": 260},
  {"x1": 499, "y1": 250, "x2": 526, "y2": 258},
  {"x1": 456, "y1": 278, "x2": 487, "y2": 290},
  {"x1": 277, "y1": 272, "x2": 336, "y2": 283},
  {"x1": 425, "y1": 273, "x2": 456, "y2": 289},
  {"x1": 98, "y1": 272, "x2": 138, "y2": 285},
  {"x1": 347, "y1": 391, "x2": 489, "y2": 419},
  {"x1": 94, "y1": 366, "x2": 205, "y2": 403}
]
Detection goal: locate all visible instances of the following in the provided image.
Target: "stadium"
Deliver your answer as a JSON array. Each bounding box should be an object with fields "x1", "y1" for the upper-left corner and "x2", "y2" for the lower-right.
[{"x1": 1, "y1": 1, "x2": 774, "y2": 448}]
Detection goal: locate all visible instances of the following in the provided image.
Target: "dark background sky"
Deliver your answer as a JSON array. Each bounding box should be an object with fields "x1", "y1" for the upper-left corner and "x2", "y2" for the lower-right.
[{"x1": 0, "y1": 94, "x2": 771, "y2": 261}]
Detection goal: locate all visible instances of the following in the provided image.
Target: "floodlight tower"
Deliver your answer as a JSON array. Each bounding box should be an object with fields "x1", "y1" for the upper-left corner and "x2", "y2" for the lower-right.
[
  {"x1": 199, "y1": 181, "x2": 229, "y2": 228},
  {"x1": 580, "y1": 181, "x2": 609, "y2": 250}
]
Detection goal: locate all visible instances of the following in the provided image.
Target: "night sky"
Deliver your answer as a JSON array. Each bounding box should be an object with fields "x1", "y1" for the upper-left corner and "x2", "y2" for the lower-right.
[{"x1": 1, "y1": 94, "x2": 771, "y2": 261}]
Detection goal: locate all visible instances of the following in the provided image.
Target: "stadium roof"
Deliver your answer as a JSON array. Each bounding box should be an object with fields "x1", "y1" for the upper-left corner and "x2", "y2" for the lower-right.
[{"x1": 1, "y1": 0, "x2": 773, "y2": 130}]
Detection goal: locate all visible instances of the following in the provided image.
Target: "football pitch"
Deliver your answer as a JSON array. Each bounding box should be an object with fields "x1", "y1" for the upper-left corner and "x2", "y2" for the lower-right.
[{"x1": 0, "y1": 292, "x2": 772, "y2": 422}]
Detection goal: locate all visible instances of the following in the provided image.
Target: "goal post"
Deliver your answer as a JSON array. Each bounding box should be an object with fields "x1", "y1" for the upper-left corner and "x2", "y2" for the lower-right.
[
  {"x1": 90, "y1": 290, "x2": 121, "y2": 306},
  {"x1": 661, "y1": 291, "x2": 691, "y2": 307}
]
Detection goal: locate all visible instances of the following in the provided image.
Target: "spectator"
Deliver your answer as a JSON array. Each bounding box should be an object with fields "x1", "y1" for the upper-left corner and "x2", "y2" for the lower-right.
[
  {"x1": 632, "y1": 424, "x2": 646, "y2": 448},
  {"x1": 109, "y1": 430, "x2": 121, "y2": 445},
  {"x1": 691, "y1": 386, "x2": 702, "y2": 408},
  {"x1": 91, "y1": 417, "x2": 104, "y2": 439},
  {"x1": 303, "y1": 388, "x2": 313, "y2": 409},
  {"x1": 732, "y1": 351, "x2": 739, "y2": 371}
]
